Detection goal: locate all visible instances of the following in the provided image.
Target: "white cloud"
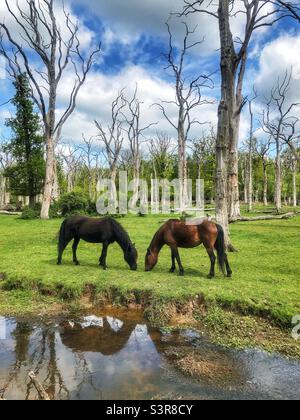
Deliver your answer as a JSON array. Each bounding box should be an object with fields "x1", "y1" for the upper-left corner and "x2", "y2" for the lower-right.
[
  {"x1": 255, "y1": 33, "x2": 300, "y2": 104},
  {"x1": 58, "y1": 65, "x2": 218, "y2": 146}
]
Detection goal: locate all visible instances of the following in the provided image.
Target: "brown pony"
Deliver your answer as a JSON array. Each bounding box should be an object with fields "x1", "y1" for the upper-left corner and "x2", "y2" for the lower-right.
[{"x1": 145, "y1": 219, "x2": 232, "y2": 279}]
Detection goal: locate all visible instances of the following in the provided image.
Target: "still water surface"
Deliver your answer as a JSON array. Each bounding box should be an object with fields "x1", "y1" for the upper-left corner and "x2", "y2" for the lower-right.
[{"x1": 0, "y1": 309, "x2": 299, "y2": 400}]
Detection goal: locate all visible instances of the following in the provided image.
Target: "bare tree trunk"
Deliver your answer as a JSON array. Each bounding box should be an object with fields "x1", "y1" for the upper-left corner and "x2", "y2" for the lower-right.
[
  {"x1": 215, "y1": 0, "x2": 234, "y2": 248},
  {"x1": 41, "y1": 137, "x2": 55, "y2": 220},
  {"x1": 228, "y1": 116, "x2": 241, "y2": 218},
  {"x1": 243, "y1": 156, "x2": 248, "y2": 204},
  {"x1": 263, "y1": 158, "x2": 268, "y2": 206},
  {"x1": 275, "y1": 140, "x2": 282, "y2": 212},
  {"x1": 178, "y1": 118, "x2": 188, "y2": 212},
  {"x1": 292, "y1": 159, "x2": 297, "y2": 207},
  {"x1": 131, "y1": 153, "x2": 140, "y2": 208}
]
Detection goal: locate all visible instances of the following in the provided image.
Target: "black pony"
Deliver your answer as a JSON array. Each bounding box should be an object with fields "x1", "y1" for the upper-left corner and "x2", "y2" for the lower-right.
[{"x1": 57, "y1": 216, "x2": 138, "y2": 270}]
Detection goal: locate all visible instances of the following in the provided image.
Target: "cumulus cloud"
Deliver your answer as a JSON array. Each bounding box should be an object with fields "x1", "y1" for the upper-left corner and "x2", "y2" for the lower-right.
[
  {"x1": 58, "y1": 65, "x2": 218, "y2": 146},
  {"x1": 255, "y1": 33, "x2": 300, "y2": 106}
]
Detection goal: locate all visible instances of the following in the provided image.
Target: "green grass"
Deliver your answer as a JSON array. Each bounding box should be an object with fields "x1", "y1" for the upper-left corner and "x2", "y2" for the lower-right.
[{"x1": 0, "y1": 207, "x2": 299, "y2": 328}]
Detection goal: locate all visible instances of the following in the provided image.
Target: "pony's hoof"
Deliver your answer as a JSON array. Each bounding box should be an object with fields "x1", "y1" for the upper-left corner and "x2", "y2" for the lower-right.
[
  {"x1": 179, "y1": 271, "x2": 185, "y2": 277},
  {"x1": 207, "y1": 274, "x2": 215, "y2": 279},
  {"x1": 227, "y1": 273, "x2": 232, "y2": 278},
  {"x1": 57, "y1": 261, "x2": 62, "y2": 266},
  {"x1": 74, "y1": 261, "x2": 80, "y2": 266},
  {"x1": 169, "y1": 268, "x2": 175, "y2": 273}
]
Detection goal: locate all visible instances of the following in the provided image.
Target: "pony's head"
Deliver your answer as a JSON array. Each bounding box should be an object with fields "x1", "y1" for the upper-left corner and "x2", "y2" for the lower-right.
[
  {"x1": 124, "y1": 243, "x2": 138, "y2": 271},
  {"x1": 145, "y1": 248, "x2": 158, "y2": 272}
]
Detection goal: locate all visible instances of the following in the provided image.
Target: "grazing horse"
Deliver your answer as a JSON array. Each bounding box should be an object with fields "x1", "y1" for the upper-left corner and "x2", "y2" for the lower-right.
[
  {"x1": 145, "y1": 219, "x2": 232, "y2": 279},
  {"x1": 57, "y1": 216, "x2": 138, "y2": 271}
]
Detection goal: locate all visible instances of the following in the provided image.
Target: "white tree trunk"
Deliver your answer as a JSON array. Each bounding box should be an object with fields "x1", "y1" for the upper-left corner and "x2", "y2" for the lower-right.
[
  {"x1": 292, "y1": 160, "x2": 297, "y2": 207},
  {"x1": 228, "y1": 115, "x2": 241, "y2": 219},
  {"x1": 275, "y1": 141, "x2": 282, "y2": 212},
  {"x1": 263, "y1": 159, "x2": 268, "y2": 206},
  {"x1": 41, "y1": 137, "x2": 55, "y2": 220}
]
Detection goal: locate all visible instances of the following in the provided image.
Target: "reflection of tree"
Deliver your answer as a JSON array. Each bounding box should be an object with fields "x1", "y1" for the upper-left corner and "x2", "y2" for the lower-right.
[
  {"x1": 1, "y1": 317, "x2": 163, "y2": 400},
  {"x1": 43, "y1": 331, "x2": 69, "y2": 400},
  {"x1": 0, "y1": 322, "x2": 33, "y2": 399}
]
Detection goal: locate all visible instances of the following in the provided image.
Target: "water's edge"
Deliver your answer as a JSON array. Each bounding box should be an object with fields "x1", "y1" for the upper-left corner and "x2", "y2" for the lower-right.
[{"x1": 0, "y1": 309, "x2": 300, "y2": 400}]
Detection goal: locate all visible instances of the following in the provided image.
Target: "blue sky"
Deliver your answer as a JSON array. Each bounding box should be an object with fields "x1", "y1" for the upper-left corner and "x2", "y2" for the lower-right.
[{"x1": 1, "y1": 0, "x2": 300, "y2": 148}]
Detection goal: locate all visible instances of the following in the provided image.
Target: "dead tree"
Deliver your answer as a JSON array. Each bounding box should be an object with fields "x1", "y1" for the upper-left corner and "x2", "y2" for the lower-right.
[
  {"x1": 79, "y1": 134, "x2": 99, "y2": 199},
  {"x1": 0, "y1": 0, "x2": 101, "y2": 219},
  {"x1": 148, "y1": 132, "x2": 174, "y2": 179},
  {"x1": 0, "y1": 143, "x2": 13, "y2": 206},
  {"x1": 95, "y1": 90, "x2": 126, "y2": 195},
  {"x1": 123, "y1": 87, "x2": 157, "y2": 207},
  {"x1": 57, "y1": 144, "x2": 82, "y2": 193},
  {"x1": 254, "y1": 136, "x2": 272, "y2": 206},
  {"x1": 181, "y1": 0, "x2": 298, "y2": 246},
  {"x1": 245, "y1": 89, "x2": 258, "y2": 212},
  {"x1": 155, "y1": 21, "x2": 213, "y2": 212},
  {"x1": 262, "y1": 70, "x2": 300, "y2": 212}
]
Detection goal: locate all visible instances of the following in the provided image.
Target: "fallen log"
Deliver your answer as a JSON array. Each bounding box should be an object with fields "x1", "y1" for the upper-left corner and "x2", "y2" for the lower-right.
[
  {"x1": 28, "y1": 372, "x2": 50, "y2": 401},
  {"x1": 0, "y1": 211, "x2": 22, "y2": 216},
  {"x1": 229, "y1": 212, "x2": 298, "y2": 223}
]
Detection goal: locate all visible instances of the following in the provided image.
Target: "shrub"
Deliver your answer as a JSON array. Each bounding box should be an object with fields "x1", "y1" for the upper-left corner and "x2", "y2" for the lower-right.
[
  {"x1": 21, "y1": 206, "x2": 40, "y2": 220},
  {"x1": 86, "y1": 199, "x2": 97, "y2": 216},
  {"x1": 49, "y1": 201, "x2": 61, "y2": 218},
  {"x1": 58, "y1": 192, "x2": 89, "y2": 217}
]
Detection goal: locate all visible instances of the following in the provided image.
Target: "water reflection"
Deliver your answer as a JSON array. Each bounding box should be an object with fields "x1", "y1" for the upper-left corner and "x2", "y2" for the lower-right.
[{"x1": 0, "y1": 312, "x2": 300, "y2": 400}]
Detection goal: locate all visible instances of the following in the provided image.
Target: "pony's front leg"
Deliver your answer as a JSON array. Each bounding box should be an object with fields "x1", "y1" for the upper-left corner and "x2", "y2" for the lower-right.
[
  {"x1": 99, "y1": 242, "x2": 109, "y2": 270},
  {"x1": 171, "y1": 246, "x2": 184, "y2": 276}
]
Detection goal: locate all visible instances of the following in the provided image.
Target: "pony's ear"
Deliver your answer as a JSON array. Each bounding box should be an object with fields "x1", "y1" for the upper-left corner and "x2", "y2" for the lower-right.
[{"x1": 132, "y1": 243, "x2": 136, "y2": 248}]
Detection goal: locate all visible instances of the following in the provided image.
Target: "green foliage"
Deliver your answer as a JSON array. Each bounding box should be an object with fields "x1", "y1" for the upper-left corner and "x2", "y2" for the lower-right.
[
  {"x1": 4, "y1": 73, "x2": 45, "y2": 204},
  {"x1": 58, "y1": 192, "x2": 89, "y2": 217},
  {"x1": 21, "y1": 206, "x2": 40, "y2": 220}
]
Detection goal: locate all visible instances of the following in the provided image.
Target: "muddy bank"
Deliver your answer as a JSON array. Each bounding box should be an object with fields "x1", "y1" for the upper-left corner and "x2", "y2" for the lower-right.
[{"x1": 0, "y1": 287, "x2": 299, "y2": 359}]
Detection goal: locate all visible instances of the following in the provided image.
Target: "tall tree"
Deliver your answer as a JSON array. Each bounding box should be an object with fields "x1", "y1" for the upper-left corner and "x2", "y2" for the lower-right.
[
  {"x1": 123, "y1": 87, "x2": 156, "y2": 208},
  {"x1": 181, "y1": 0, "x2": 297, "y2": 246},
  {"x1": 0, "y1": 0, "x2": 101, "y2": 219},
  {"x1": 156, "y1": 21, "x2": 213, "y2": 212},
  {"x1": 4, "y1": 73, "x2": 45, "y2": 207},
  {"x1": 95, "y1": 90, "x2": 127, "y2": 208},
  {"x1": 148, "y1": 132, "x2": 174, "y2": 180},
  {"x1": 262, "y1": 70, "x2": 300, "y2": 212},
  {"x1": 0, "y1": 143, "x2": 13, "y2": 207},
  {"x1": 254, "y1": 136, "x2": 272, "y2": 206}
]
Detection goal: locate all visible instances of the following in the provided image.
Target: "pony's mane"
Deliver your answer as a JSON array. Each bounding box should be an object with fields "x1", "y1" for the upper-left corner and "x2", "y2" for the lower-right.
[
  {"x1": 149, "y1": 224, "x2": 165, "y2": 250},
  {"x1": 109, "y1": 218, "x2": 132, "y2": 248}
]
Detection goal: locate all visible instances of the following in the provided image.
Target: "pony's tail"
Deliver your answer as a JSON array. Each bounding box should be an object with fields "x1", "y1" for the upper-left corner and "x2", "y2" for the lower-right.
[{"x1": 215, "y1": 224, "x2": 226, "y2": 275}]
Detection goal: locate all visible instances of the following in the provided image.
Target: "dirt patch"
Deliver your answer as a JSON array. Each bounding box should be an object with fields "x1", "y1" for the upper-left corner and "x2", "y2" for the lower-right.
[{"x1": 164, "y1": 346, "x2": 243, "y2": 385}]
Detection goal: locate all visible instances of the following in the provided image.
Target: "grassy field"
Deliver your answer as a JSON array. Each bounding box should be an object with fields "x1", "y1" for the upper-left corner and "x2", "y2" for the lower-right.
[{"x1": 0, "y1": 205, "x2": 299, "y2": 328}]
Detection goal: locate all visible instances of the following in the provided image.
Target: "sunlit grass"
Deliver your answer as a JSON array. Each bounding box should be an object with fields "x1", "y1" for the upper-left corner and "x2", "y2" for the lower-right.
[{"x1": 0, "y1": 205, "x2": 299, "y2": 326}]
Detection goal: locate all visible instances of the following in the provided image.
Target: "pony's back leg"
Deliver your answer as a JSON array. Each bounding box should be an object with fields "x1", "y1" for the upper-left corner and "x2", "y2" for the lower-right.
[
  {"x1": 99, "y1": 241, "x2": 109, "y2": 270},
  {"x1": 169, "y1": 249, "x2": 176, "y2": 273},
  {"x1": 225, "y1": 254, "x2": 232, "y2": 278},
  {"x1": 72, "y1": 238, "x2": 81, "y2": 265},
  {"x1": 57, "y1": 237, "x2": 73, "y2": 265},
  {"x1": 203, "y1": 240, "x2": 216, "y2": 279}
]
